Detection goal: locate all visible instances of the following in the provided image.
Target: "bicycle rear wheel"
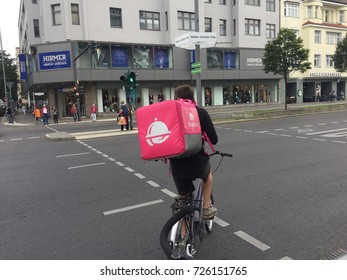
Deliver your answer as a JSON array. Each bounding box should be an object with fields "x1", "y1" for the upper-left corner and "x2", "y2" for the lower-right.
[{"x1": 160, "y1": 205, "x2": 201, "y2": 259}]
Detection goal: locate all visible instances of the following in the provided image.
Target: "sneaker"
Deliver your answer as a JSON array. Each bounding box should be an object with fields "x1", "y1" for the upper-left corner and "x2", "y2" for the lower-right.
[{"x1": 203, "y1": 206, "x2": 217, "y2": 219}]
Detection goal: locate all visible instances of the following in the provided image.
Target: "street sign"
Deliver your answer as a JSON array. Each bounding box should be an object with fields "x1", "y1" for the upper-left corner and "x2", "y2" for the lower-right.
[
  {"x1": 175, "y1": 32, "x2": 216, "y2": 50},
  {"x1": 191, "y1": 61, "x2": 202, "y2": 75}
]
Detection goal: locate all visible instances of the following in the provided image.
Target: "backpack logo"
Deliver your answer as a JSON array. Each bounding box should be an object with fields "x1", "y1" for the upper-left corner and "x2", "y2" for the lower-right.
[{"x1": 145, "y1": 118, "x2": 171, "y2": 146}]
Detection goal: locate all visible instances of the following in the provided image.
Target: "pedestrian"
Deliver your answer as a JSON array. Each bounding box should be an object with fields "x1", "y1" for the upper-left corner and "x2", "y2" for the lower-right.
[
  {"x1": 42, "y1": 104, "x2": 49, "y2": 125},
  {"x1": 34, "y1": 106, "x2": 41, "y2": 123},
  {"x1": 169, "y1": 85, "x2": 218, "y2": 219},
  {"x1": 7, "y1": 106, "x2": 14, "y2": 124},
  {"x1": 118, "y1": 100, "x2": 129, "y2": 131},
  {"x1": 52, "y1": 106, "x2": 58, "y2": 124},
  {"x1": 22, "y1": 104, "x2": 26, "y2": 114},
  {"x1": 90, "y1": 103, "x2": 98, "y2": 122},
  {"x1": 71, "y1": 104, "x2": 78, "y2": 122}
]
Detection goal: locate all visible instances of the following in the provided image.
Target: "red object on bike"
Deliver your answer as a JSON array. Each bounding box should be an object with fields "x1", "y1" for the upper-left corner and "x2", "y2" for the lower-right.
[{"x1": 137, "y1": 99, "x2": 202, "y2": 160}]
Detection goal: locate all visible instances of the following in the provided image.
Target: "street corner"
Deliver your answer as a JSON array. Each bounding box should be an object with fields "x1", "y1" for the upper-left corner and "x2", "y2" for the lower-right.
[{"x1": 45, "y1": 131, "x2": 76, "y2": 141}]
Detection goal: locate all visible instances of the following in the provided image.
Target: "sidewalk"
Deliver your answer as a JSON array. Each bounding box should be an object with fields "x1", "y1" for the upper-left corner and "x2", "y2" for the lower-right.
[{"x1": 2, "y1": 101, "x2": 347, "y2": 127}]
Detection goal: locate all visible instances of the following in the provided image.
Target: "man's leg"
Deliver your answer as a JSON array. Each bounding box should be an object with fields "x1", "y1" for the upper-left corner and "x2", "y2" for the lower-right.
[{"x1": 202, "y1": 171, "x2": 217, "y2": 219}]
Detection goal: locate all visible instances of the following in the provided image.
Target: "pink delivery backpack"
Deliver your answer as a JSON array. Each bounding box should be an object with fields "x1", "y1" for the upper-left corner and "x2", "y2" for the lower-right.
[{"x1": 136, "y1": 99, "x2": 202, "y2": 160}]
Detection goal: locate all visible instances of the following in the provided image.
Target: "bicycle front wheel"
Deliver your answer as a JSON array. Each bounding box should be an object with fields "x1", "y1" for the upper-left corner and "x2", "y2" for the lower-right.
[{"x1": 160, "y1": 205, "x2": 199, "y2": 260}]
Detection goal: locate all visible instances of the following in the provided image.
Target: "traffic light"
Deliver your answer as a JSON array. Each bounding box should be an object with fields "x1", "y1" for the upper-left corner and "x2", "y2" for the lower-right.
[{"x1": 128, "y1": 72, "x2": 137, "y2": 88}]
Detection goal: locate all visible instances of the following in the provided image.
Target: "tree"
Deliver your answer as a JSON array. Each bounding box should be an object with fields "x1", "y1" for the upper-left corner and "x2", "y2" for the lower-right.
[
  {"x1": 333, "y1": 34, "x2": 347, "y2": 73},
  {"x1": 0, "y1": 50, "x2": 18, "y2": 100},
  {"x1": 263, "y1": 28, "x2": 311, "y2": 110}
]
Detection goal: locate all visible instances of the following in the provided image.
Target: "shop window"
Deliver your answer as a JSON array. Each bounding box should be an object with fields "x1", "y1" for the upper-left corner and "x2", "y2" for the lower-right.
[
  {"x1": 207, "y1": 49, "x2": 223, "y2": 69},
  {"x1": 205, "y1": 87, "x2": 212, "y2": 106},
  {"x1": 111, "y1": 45, "x2": 131, "y2": 68},
  {"x1": 133, "y1": 45, "x2": 153, "y2": 68},
  {"x1": 91, "y1": 43, "x2": 111, "y2": 68},
  {"x1": 154, "y1": 46, "x2": 173, "y2": 69}
]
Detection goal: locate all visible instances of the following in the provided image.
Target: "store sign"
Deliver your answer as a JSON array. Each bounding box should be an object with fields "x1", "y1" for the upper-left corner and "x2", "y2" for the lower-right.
[
  {"x1": 310, "y1": 72, "x2": 341, "y2": 77},
  {"x1": 246, "y1": 57, "x2": 263, "y2": 67},
  {"x1": 39, "y1": 51, "x2": 71, "y2": 70},
  {"x1": 175, "y1": 32, "x2": 217, "y2": 50},
  {"x1": 19, "y1": 54, "x2": 27, "y2": 80}
]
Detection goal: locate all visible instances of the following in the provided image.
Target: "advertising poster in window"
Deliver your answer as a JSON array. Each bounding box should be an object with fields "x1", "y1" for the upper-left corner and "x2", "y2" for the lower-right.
[
  {"x1": 39, "y1": 51, "x2": 71, "y2": 70},
  {"x1": 19, "y1": 54, "x2": 27, "y2": 80},
  {"x1": 224, "y1": 51, "x2": 236, "y2": 69},
  {"x1": 133, "y1": 46, "x2": 151, "y2": 68},
  {"x1": 111, "y1": 46, "x2": 129, "y2": 67},
  {"x1": 154, "y1": 47, "x2": 169, "y2": 69}
]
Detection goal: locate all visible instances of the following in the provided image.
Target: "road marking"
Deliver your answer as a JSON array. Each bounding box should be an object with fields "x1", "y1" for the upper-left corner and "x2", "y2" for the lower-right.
[
  {"x1": 318, "y1": 123, "x2": 327, "y2": 126},
  {"x1": 313, "y1": 138, "x2": 327, "y2": 142},
  {"x1": 295, "y1": 136, "x2": 307, "y2": 139},
  {"x1": 288, "y1": 127, "x2": 298, "y2": 130},
  {"x1": 161, "y1": 188, "x2": 177, "y2": 197},
  {"x1": 125, "y1": 167, "x2": 135, "y2": 172},
  {"x1": 274, "y1": 128, "x2": 285, "y2": 131},
  {"x1": 267, "y1": 132, "x2": 278, "y2": 136},
  {"x1": 305, "y1": 127, "x2": 347, "y2": 136},
  {"x1": 147, "y1": 180, "x2": 160, "y2": 188},
  {"x1": 332, "y1": 140, "x2": 347, "y2": 144},
  {"x1": 234, "y1": 230, "x2": 270, "y2": 251},
  {"x1": 255, "y1": 130, "x2": 269, "y2": 134},
  {"x1": 244, "y1": 130, "x2": 253, "y2": 133},
  {"x1": 214, "y1": 216, "x2": 230, "y2": 227},
  {"x1": 280, "y1": 134, "x2": 292, "y2": 137},
  {"x1": 103, "y1": 199, "x2": 164, "y2": 216},
  {"x1": 68, "y1": 162, "x2": 106, "y2": 169},
  {"x1": 102, "y1": 154, "x2": 109, "y2": 158},
  {"x1": 27, "y1": 136, "x2": 40, "y2": 140},
  {"x1": 116, "y1": 161, "x2": 124, "y2": 166},
  {"x1": 134, "y1": 173, "x2": 146, "y2": 179},
  {"x1": 9, "y1": 138, "x2": 23, "y2": 141},
  {"x1": 108, "y1": 158, "x2": 116, "y2": 161},
  {"x1": 56, "y1": 152, "x2": 90, "y2": 158}
]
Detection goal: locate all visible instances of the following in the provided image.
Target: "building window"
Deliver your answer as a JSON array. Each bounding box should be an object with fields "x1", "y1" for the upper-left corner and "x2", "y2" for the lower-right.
[
  {"x1": 219, "y1": 0, "x2": 226, "y2": 4},
  {"x1": 204, "y1": 0, "x2": 212, "y2": 3},
  {"x1": 140, "y1": 11, "x2": 160, "y2": 31},
  {"x1": 340, "y1": 11, "x2": 345, "y2": 23},
  {"x1": 133, "y1": 45, "x2": 153, "y2": 68},
  {"x1": 245, "y1": 19, "x2": 260, "y2": 36},
  {"x1": 110, "y1": 8, "x2": 122, "y2": 28},
  {"x1": 205, "y1": 17, "x2": 212, "y2": 32},
  {"x1": 314, "y1": 54, "x2": 321, "y2": 67},
  {"x1": 266, "y1": 0, "x2": 275, "y2": 11},
  {"x1": 51, "y1": 4, "x2": 62, "y2": 26},
  {"x1": 220, "y1": 19, "x2": 226, "y2": 36},
  {"x1": 266, "y1": 24, "x2": 275, "y2": 39},
  {"x1": 314, "y1": 30, "x2": 321, "y2": 43},
  {"x1": 33, "y1": 19, "x2": 40, "y2": 37},
  {"x1": 326, "y1": 32, "x2": 341, "y2": 44},
  {"x1": 284, "y1": 2, "x2": 299, "y2": 17},
  {"x1": 71, "y1": 4, "x2": 80, "y2": 25},
  {"x1": 326, "y1": 55, "x2": 334, "y2": 67},
  {"x1": 32, "y1": 0, "x2": 37, "y2": 4},
  {"x1": 245, "y1": 0, "x2": 260, "y2": 6},
  {"x1": 307, "y1": 6, "x2": 312, "y2": 18},
  {"x1": 178, "y1": 11, "x2": 195, "y2": 31},
  {"x1": 324, "y1": 10, "x2": 332, "y2": 22}
]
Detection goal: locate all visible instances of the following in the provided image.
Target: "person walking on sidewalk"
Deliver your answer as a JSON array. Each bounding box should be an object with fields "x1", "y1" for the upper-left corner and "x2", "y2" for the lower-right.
[
  {"x1": 6, "y1": 106, "x2": 14, "y2": 124},
  {"x1": 42, "y1": 104, "x2": 49, "y2": 125},
  {"x1": 90, "y1": 103, "x2": 98, "y2": 122},
  {"x1": 71, "y1": 104, "x2": 78, "y2": 122}
]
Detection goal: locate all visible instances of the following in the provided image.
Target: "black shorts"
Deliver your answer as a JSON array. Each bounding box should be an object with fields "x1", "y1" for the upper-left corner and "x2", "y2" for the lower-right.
[{"x1": 170, "y1": 152, "x2": 211, "y2": 195}]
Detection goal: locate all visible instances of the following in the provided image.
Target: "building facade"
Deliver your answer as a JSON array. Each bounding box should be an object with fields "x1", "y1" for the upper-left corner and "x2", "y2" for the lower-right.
[
  {"x1": 18, "y1": 0, "x2": 281, "y2": 117},
  {"x1": 282, "y1": 0, "x2": 347, "y2": 102}
]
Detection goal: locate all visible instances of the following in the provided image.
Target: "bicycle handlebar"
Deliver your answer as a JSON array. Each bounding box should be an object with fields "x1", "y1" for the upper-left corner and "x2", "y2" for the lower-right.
[{"x1": 209, "y1": 150, "x2": 233, "y2": 158}]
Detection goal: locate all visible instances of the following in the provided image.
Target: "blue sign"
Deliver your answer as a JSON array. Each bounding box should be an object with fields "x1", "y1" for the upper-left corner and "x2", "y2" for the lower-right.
[
  {"x1": 154, "y1": 47, "x2": 169, "y2": 69},
  {"x1": 39, "y1": 51, "x2": 71, "y2": 70},
  {"x1": 111, "y1": 47, "x2": 129, "y2": 67},
  {"x1": 224, "y1": 51, "x2": 236, "y2": 69},
  {"x1": 19, "y1": 54, "x2": 27, "y2": 80}
]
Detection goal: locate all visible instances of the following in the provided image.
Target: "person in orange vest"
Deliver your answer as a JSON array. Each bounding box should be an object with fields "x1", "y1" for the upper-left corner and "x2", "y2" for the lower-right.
[{"x1": 33, "y1": 106, "x2": 41, "y2": 123}]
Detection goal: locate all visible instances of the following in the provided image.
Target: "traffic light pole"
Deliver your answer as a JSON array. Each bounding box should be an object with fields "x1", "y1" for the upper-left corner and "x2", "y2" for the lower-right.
[
  {"x1": 72, "y1": 44, "x2": 90, "y2": 121},
  {"x1": 120, "y1": 69, "x2": 137, "y2": 130}
]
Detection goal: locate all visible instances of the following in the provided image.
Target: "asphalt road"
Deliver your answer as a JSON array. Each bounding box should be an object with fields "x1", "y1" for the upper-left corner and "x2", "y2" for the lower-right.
[{"x1": 1, "y1": 111, "x2": 347, "y2": 260}]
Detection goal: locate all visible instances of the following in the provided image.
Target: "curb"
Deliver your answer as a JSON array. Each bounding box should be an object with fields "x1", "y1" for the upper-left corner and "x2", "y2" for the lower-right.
[{"x1": 45, "y1": 132, "x2": 76, "y2": 141}]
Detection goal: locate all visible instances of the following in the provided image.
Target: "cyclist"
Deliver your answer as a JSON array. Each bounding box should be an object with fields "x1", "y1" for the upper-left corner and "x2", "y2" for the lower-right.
[{"x1": 170, "y1": 85, "x2": 218, "y2": 219}]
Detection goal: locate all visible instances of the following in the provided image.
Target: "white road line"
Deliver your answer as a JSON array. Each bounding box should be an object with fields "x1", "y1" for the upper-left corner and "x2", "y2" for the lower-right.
[
  {"x1": 305, "y1": 127, "x2": 347, "y2": 135},
  {"x1": 279, "y1": 256, "x2": 293, "y2": 260},
  {"x1": 234, "y1": 129, "x2": 242, "y2": 131},
  {"x1": 27, "y1": 136, "x2": 40, "y2": 139},
  {"x1": 147, "y1": 180, "x2": 160, "y2": 188},
  {"x1": 10, "y1": 138, "x2": 23, "y2": 141},
  {"x1": 275, "y1": 128, "x2": 286, "y2": 131},
  {"x1": 108, "y1": 158, "x2": 116, "y2": 161},
  {"x1": 56, "y1": 152, "x2": 90, "y2": 158},
  {"x1": 214, "y1": 216, "x2": 230, "y2": 227},
  {"x1": 0, "y1": 140, "x2": 4, "y2": 142},
  {"x1": 134, "y1": 173, "x2": 146, "y2": 179},
  {"x1": 267, "y1": 132, "x2": 278, "y2": 136},
  {"x1": 234, "y1": 230, "x2": 270, "y2": 251},
  {"x1": 125, "y1": 167, "x2": 135, "y2": 172},
  {"x1": 244, "y1": 130, "x2": 253, "y2": 133},
  {"x1": 103, "y1": 199, "x2": 164, "y2": 216},
  {"x1": 295, "y1": 136, "x2": 307, "y2": 139},
  {"x1": 304, "y1": 125, "x2": 314, "y2": 127},
  {"x1": 116, "y1": 161, "x2": 125, "y2": 166},
  {"x1": 331, "y1": 121, "x2": 340, "y2": 124},
  {"x1": 255, "y1": 131, "x2": 270, "y2": 134},
  {"x1": 67, "y1": 162, "x2": 106, "y2": 170},
  {"x1": 288, "y1": 127, "x2": 298, "y2": 130},
  {"x1": 161, "y1": 188, "x2": 177, "y2": 197},
  {"x1": 318, "y1": 123, "x2": 327, "y2": 126},
  {"x1": 313, "y1": 138, "x2": 327, "y2": 142},
  {"x1": 102, "y1": 154, "x2": 109, "y2": 158},
  {"x1": 332, "y1": 140, "x2": 347, "y2": 144},
  {"x1": 280, "y1": 134, "x2": 292, "y2": 137}
]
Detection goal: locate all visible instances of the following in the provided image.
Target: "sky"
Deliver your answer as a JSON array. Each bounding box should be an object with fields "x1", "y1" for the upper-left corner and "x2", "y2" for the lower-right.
[{"x1": 0, "y1": 0, "x2": 20, "y2": 58}]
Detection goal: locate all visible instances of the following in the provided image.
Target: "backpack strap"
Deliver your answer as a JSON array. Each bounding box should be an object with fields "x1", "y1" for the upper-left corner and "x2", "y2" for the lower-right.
[{"x1": 202, "y1": 131, "x2": 215, "y2": 153}]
